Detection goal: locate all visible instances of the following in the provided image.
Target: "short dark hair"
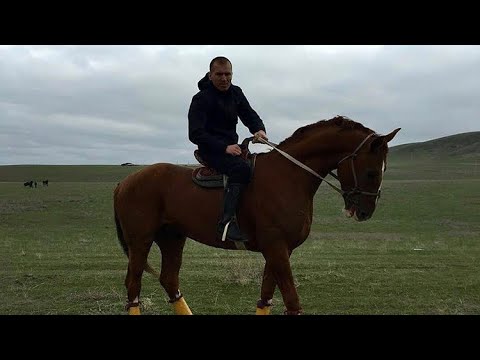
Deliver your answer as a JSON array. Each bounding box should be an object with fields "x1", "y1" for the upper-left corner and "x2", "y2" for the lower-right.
[{"x1": 209, "y1": 56, "x2": 232, "y2": 71}]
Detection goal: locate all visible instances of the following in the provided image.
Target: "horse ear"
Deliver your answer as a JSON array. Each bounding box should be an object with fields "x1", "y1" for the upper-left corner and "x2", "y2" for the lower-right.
[
  {"x1": 384, "y1": 128, "x2": 401, "y2": 143},
  {"x1": 370, "y1": 128, "x2": 401, "y2": 152}
]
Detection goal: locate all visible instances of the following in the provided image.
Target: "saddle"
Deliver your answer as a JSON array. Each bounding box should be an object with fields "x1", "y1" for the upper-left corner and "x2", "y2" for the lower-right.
[{"x1": 192, "y1": 137, "x2": 257, "y2": 188}]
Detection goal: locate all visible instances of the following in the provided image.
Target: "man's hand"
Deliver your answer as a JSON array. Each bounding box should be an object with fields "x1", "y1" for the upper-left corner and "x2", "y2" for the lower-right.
[
  {"x1": 225, "y1": 144, "x2": 242, "y2": 156},
  {"x1": 253, "y1": 130, "x2": 268, "y2": 143}
]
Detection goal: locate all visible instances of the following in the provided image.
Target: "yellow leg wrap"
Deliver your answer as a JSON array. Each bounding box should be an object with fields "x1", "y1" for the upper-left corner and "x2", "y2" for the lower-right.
[
  {"x1": 172, "y1": 297, "x2": 192, "y2": 315},
  {"x1": 256, "y1": 306, "x2": 271, "y2": 315},
  {"x1": 128, "y1": 306, "x2": 141, "y2": 315}
]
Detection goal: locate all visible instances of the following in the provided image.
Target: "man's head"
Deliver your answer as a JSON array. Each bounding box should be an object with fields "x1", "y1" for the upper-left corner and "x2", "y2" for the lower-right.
[{"x1": 209, "y1": 56, "x2": 232, "y2": 92}]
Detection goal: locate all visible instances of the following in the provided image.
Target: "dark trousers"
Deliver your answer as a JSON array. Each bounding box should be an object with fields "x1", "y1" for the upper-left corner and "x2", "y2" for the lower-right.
[{"x1": 200, "y1": 151, "x2": 251, "y2": 184}]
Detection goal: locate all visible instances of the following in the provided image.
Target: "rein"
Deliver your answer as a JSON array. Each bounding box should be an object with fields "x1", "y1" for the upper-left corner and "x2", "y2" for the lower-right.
[{"x1": 253, "y1": 132, "x2": 380, "y2": 200}]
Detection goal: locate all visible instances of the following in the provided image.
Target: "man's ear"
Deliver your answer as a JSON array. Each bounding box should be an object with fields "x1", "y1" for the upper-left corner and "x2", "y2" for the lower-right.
[{"x1": 208, "y1": 71, "x2": 212, "y2": 80}]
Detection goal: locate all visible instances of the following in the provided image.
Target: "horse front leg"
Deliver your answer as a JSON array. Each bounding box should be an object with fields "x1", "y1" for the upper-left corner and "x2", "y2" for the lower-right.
[
  {"x1": 256, "y1": 262, "x2": 276, "y2": 315},
  {"x1": 262, "y1": 245, "x2": 302, "y2": 315}
]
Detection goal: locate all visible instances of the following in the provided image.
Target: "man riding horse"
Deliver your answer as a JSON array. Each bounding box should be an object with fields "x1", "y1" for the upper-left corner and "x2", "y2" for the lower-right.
[{"x1": 188, "y1": 56, "x2": 268, "y2": 242}]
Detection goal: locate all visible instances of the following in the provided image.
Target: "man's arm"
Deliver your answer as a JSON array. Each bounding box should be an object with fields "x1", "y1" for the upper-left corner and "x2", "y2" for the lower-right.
[
  {"x1": 236, "y1": 87, "x2": 266, "y2": 136},
  {"x1": 188, "y1": 95, "x2": 228, "y2": 154}
]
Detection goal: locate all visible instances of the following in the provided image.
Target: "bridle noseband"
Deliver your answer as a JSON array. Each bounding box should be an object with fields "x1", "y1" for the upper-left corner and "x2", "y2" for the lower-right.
[{"x1": 254, "y1": 132, "x2": 382, "y2": 202}]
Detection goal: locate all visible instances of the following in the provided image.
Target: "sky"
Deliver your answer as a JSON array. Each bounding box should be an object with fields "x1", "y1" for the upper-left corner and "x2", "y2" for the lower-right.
[{"x1": 1, "y1": 45, "x2": 479, "y2": 165}]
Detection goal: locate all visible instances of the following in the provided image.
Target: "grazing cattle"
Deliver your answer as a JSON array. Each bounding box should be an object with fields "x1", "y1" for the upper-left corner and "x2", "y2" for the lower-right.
[
  {"x1": 24, "y1": 181, "x2": 33, "y2": 188},
  {"x1": 42, "y1": 180, "x2": 49, "y2": 186}
]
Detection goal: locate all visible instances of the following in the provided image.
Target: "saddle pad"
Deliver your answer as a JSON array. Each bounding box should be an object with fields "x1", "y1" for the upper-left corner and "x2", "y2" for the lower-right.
[{"x1": 192, "y1": 167, "x2": 226, "y2": 188}]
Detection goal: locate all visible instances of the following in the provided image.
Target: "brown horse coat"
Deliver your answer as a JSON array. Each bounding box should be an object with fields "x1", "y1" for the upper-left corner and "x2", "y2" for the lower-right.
[{"x1": 114, "y1": 116, "x2": 400, "y2": 314}]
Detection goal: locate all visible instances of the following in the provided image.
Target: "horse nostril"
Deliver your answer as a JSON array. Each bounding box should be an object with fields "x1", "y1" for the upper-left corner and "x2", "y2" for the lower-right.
[{"x1": 358, "y1": 210, "x2": 369, "y2": 220}]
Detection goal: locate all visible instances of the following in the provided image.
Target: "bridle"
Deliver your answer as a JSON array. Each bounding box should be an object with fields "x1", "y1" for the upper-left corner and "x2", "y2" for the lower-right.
[
  {"x1": 329, "y1": 132, "x2": 382, "y2": 201},
  {"x1": 254, "y1": 132, "x2": 382, "y2": 202}
]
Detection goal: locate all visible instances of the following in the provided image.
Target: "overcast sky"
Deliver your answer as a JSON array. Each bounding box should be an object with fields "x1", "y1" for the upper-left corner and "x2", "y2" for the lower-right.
[{"x1": 1, "y1": 45, "x2": 479, "y2": 165}]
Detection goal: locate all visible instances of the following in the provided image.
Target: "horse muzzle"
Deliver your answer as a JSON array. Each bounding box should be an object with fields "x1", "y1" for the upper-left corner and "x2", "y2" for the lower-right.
[{"x1": 343, "y1": 206, "x2": 372, "y2": 221}]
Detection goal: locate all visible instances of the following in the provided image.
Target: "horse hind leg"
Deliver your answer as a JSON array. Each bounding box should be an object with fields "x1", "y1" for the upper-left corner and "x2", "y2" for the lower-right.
[
  {"x1": 154, "y1": 226, "x2": 191, "y2": 315},
  {"x1": 124, "y1": 237, "x2": 154, "y2": 315}
]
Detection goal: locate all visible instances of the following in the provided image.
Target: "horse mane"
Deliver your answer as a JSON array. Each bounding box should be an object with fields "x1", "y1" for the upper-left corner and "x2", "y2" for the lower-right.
[{"x1": 277, "y1": 115, "x2": 373, "y2": 148}]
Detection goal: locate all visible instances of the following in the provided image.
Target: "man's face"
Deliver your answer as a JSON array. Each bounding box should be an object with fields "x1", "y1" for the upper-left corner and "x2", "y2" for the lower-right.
[{"x1": 209, "y1": 62, "x2": 232, "y2": 92}]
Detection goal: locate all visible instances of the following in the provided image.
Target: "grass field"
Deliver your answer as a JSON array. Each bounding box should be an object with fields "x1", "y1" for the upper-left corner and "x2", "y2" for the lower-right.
[{"x1": 0, "y1": 159, "x2": 479, "y2": 315}]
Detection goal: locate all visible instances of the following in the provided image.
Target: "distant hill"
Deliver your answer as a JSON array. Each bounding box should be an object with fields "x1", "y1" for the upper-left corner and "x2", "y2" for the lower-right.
[{"x1": 389, "y1": 131, "x2": 480, "y2": 161}]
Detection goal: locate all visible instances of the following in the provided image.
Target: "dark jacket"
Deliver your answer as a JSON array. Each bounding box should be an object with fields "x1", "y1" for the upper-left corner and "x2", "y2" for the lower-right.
[{"x1": 188, "y1": 73, "x2": 266, "y2": 156}]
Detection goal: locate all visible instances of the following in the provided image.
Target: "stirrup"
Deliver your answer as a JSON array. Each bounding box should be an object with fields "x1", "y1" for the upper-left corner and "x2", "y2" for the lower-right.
[
  {"x1": 220, "y1": 220, "x2": 248, "y2": 242},
  {"x1": 221, "y1": 221, "x2": 230, "y2": 241}
]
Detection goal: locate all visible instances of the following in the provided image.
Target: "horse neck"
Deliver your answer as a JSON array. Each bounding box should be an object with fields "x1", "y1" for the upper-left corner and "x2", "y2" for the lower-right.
[{"x1": 264, "y1": 128, "x2": 362, "y2": 194}]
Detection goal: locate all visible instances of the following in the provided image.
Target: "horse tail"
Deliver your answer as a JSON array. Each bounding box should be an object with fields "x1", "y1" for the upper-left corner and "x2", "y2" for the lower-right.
[
  {"x1": 144, "y1": 262, "x2": 160, "y2": 278},
  {"x1": 114, "y1": 209, "x2": 129, "y2": 256},
  {"x1": 114, "y1": 202, "x2": 160, "y2": 279}
]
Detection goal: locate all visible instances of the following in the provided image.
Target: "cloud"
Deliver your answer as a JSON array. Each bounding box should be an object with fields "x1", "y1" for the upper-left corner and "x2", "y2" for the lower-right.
[{"x1": 1, "y1": 45, "x2": 479, "y2": 165}]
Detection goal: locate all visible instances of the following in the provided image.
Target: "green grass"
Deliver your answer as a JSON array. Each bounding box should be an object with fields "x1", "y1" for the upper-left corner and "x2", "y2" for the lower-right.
[
  {"x1": 0, "y1": 165, "x2": 148, "y2": 182},
  {"x1": 0, "y1": 161, "x2": 479, "y2": 315}
]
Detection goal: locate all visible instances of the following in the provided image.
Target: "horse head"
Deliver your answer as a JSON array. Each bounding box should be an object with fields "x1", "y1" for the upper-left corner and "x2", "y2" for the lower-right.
[{"x1": 336, "y1": 125, "x2": 401, "y2": 221}]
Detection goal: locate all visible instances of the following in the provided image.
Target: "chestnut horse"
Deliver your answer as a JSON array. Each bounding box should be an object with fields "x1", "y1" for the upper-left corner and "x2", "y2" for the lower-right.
[{"x1": 113, "y1": 115, "x2": 400, "y2": 315}]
